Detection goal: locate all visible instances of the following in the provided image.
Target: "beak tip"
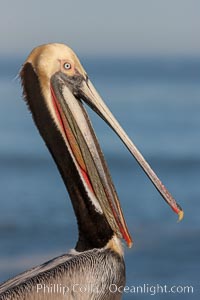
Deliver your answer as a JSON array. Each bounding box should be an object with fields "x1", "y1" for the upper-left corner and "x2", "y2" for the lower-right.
[
  {"x1": 177, "y1": 210, "x2": 184, "y2": 222},
  {"x1": 171, "y1": 202, "x2": 184, "y2": 222}
]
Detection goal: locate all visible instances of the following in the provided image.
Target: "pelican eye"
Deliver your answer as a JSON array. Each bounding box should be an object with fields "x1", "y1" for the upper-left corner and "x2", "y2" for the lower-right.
[{"x1": 63, "y1": 62, "x2": 71, "y2": 70}]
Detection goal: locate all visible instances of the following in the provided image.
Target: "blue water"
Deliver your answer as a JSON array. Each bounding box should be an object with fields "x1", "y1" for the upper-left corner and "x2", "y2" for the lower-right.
[{"x1": 0, "y1": 57, "x2": 200, "y2": 299}]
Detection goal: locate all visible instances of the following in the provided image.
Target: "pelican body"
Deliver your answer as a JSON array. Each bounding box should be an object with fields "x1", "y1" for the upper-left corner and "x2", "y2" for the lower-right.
[{"x1": 0, "y1": 44, "x2": 183, "y2": 300}]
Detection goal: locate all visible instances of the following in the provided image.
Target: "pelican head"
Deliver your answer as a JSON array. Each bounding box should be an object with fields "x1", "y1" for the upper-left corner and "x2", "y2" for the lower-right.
[{"x1": 20, "y1": 43, "x2": 183, "y2": 251}]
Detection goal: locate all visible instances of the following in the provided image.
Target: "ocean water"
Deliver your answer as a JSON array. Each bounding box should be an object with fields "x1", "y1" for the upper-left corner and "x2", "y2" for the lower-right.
[{"x1": 0, "y1": 56, "x2": 200, "y2": 299}]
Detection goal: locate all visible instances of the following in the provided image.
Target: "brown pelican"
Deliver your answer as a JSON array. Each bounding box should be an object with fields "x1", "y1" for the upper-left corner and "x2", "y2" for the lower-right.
[{"x1": 0, "y1": 44, "x2": 183, "y2": 300}]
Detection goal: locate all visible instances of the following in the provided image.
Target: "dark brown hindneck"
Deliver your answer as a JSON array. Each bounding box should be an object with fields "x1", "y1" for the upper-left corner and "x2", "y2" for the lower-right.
[{"x1": 21, "y1": 63, "x2": 114, "y2": 252}]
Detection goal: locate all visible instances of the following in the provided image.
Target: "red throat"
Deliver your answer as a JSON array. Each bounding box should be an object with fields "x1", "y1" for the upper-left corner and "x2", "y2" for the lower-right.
[
  {"x1": 50, "y1": 85, "x2": 132, "y2": 247},
  {"x1": 50, "y1": 85, "x2": 95, "y2": 194}
]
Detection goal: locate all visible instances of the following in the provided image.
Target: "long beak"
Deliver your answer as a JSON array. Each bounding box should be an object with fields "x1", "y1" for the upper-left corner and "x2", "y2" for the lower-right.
[
  {"x1": 50, "y1": 73, "x2": 183, "y2": 248},
  {"x1": 80, "y1": 79, "x2": 184, "y2": 222}
]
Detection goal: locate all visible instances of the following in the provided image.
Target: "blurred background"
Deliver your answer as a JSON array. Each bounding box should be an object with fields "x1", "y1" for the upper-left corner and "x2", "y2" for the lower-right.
[{"x1": 0, "y1": 1, "x2": 200, "y2": 299}]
